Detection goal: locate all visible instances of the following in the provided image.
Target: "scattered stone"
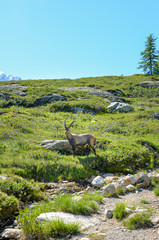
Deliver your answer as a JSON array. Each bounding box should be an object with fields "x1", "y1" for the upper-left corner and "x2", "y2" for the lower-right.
[
  {"x1": 104, "y1": 176, "x2": 118, "y2": 183},
  {"x1": 125, "y1": 207, "x2": 134, "y2": 214},
  {"x1": 118, "y1": 175, "x2": 136, "y2": 186},
  {"x1": 100, "y1": 183, "x2": 116, "y2": 196},
  {"x1": 135, "y1": 207, "x2": 149, "y2": 213},
  {"x1": 105, "y1": 209, "x2": 113, "y2": 219},
  {"x1": 92, "y1": 176, "x2": 105, "y2": 188},
  {"x1": 0, "y1": 84, "x2": 26, "y2": 91},
  {"x1": 152, "y1": 112, "x2": 159, "y2": 120},
  {"x1": 106, "y1": 102, "x2": 134, "y2": 113},
  {"x1": 134, "y1": 172, "x2": 150, "y2": 188},
  {"x1": 151, "y1": 215, "x2": 159, "y2": 224},
  {"x1": 36, "y1": 212, "x2": 100, "y2": 230},
  {"x1": 1, "y1": 228, "x2": 22, "y2": 239},
  {"x1": 126, "y1": 184, "x2": 135, "y2": 192}
]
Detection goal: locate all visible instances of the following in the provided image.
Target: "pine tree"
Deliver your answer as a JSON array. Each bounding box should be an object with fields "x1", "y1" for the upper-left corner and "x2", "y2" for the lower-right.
[
  {"x1": 153, "y1": 54, "x2": 159, "y2": 75},
  {"x1": 138, "y1": 34, "x2": 158, "y2": 75}
]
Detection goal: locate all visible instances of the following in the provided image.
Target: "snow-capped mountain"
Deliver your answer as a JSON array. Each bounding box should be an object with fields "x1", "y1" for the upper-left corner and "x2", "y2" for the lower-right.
[{"x1": 0, "y1": 71, "x2": 22, "y2": 81}]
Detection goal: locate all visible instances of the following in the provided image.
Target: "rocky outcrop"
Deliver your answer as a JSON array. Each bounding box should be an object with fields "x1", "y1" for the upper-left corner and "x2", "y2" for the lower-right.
[
  {"x1": 106, "y1": 102, "x2": 134, "y2": 113},
  {"x1": 33, "y1": 94, "x2": 67, "y2": 106},
  {"x1": 139, "y1": 81, "x2": 159, "y2": 88},
  {"x1": 36, "y1": 212, "x2": 100, "y2": 230},
  {"x1": 58, "y1": 87, "x2": 122, "y2": 102}
]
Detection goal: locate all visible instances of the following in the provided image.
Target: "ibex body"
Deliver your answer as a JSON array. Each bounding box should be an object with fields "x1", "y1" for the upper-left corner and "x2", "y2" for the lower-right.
[{"x1": 64, "y1": 120, "x2": 96, "y2": 156}]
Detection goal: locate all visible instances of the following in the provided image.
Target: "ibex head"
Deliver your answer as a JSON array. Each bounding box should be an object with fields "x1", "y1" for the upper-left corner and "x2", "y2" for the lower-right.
[{"x1": 64, "y1": 119, "x2": 75, "y2": 134}]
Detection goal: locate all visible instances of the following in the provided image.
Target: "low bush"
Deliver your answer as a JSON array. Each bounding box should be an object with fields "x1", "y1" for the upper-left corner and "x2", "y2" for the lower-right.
[
  {"x1": 53, "y1": 194, "x2": 98, "y2": 215},
  {"x1": 123, "y1": 212, "x2": 152, "y2": 230},
  {"x1": 0, "y1": 191, "x2": 19, "y2": 220},
  {"x1": 113, "y1": 202, "x2": 127, "y2": 220},
  {"x1": 0, "y1": 175, "x2": 45, "y2": 202}
]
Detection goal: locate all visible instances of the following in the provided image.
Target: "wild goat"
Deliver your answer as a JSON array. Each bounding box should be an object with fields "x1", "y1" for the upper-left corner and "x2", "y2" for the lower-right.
[{"x1": 64, "y1": 119, "x2": 96, "y2": 156}]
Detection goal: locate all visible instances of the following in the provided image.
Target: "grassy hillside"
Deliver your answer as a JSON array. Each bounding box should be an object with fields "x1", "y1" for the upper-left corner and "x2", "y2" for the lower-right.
[{"x1": 0, "y1": 74, "x2": 159, "y2": 184}]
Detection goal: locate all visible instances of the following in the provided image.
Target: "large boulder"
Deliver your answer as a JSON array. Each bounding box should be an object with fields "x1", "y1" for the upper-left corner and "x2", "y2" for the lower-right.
[
  {"x1": 139, "y1": 81, "x2": 159, "y2": 88},
  {"x1": 106, "y1": 102, "x2": 134, "y2": 113},
  {"x1": 33, "y1": 94, "x2": 67, "y2": 106},
  {"x1": 42, "y1": 140, "x2": 72, "y2": 153},
  {"x1": 36, "y1": 212, "x2": 100, "y2": 230},
  {"x1": 91, "y1": 176, "x2": 105, "y2": 188},
  {"x1": 100, "y1": 183, "x2": 116, "y2": 196}
]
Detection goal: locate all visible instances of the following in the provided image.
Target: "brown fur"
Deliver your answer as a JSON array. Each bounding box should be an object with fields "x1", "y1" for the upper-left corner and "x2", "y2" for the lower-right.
[{"x1": 64, "y1": 120, "x2": 96, "y2": 156}]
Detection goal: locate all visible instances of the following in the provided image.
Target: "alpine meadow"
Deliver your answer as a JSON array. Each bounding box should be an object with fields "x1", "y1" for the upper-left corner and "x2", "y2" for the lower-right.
[{"x1": 0, "y1": 74, "x2": 159, "y2": 239}]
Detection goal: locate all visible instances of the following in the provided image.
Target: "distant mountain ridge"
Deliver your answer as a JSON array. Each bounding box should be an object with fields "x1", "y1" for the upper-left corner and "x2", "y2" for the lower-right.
[{"x1": 0, "y1": 71, "x2": 22, "y2": 81}]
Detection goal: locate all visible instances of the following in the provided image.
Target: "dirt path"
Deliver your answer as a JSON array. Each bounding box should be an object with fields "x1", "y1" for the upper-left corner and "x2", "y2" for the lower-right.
[{"x1": 71, "y1": 189, "x2": 159, "y2": 240}]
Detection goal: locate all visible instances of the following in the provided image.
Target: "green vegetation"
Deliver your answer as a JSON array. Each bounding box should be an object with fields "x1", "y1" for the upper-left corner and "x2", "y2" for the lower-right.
[
  {"x1": 140, "y1": 199, "x2": 150, "y2": 204},
  {"x1": 0, "y1": 74, "x2": 159, "y2": 226},
  {"x1": 17, "y1": 192, "x2": 102, "y2": 239},
  {"x1": 0, "y1": 191, "x2": 19, "y2": 220},
  {"x1": 113, "y1": 202, "x2": 127, "y2": 220},
  {"x1": 123, "y1": 212, "x2": 152, "y2": 230},
  {"x1": 0, "y1": 175, "x2": 45, "y2": 202}
]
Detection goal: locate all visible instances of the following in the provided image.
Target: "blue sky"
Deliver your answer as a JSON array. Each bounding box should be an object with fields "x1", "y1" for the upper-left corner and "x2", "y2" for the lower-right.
[{"x1": 0, "y1": 0, "x2": 159, "y2": 80}]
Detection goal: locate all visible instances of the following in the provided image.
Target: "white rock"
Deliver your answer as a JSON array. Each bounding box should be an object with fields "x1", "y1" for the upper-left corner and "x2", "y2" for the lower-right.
[
  {"x1": 36, "y1": 212, "x2": 100, "y2": 230},
  {"x1": 135, "y1": 207, "x2": 149, "y2": 213},
  {"x1": 126, "y1": 184, "x2": 135, "y2": 192},
  {"x1": 92, "y1": 176, "x2": 105, "y2": 188},
  {"x1": 107, "y1": 102, "x2": 134, "y2": 113},
  {"x1": 1, "y1": 228, "x2": 22, "y2": 239}
]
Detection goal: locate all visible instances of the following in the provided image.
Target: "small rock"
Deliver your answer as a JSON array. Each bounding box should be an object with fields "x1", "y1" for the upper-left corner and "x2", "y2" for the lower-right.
[
  {"x1": 134, "y1": 172, "x2": 150, "y2": 188},
  {"x1": 125, "y1": 207, "x2": 134, "y2": 214},
  {"x1": 104, "y1": 176, "x2": 118, "y2": 183},
  {"x1": 152, "y1": 112, "x2": 159, "y2": 120},
  {"x1": 151, "y1": 215, "x2": 159, "y2": 224},
  {"x1": 135, "y1": 207, "x2": 149, "y2": 213},
  {"x1": 126, "y1": 184, "x2": 135, "y2": 192},
  {"x1": 1, "y1": 228, "x2": 22, "y2": 239},
  {"x1": 105, "y1": 209, "x2": 113, "y2": 219},
  {"x1": 92, "y1": 176, "x2": 105, "y2": 188}
]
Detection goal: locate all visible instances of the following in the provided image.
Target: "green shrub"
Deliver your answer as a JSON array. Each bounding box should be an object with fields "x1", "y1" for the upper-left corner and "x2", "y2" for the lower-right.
[
  {"x1": 53, "y1": 194, "x2": 98, "y2": 215},
  {"x1": 140, "y1": 199, "x2": 150, "y2": 204},
  {"x1": 113, "y1": 202, "x2": 127, "y2": 220},
  {"x1": 0, "y1": 191, "x2": 19, "y2": 220},
  {"x1": 0, "y1": 175, "x2": 45, "y2": 202},
  {"x1": 81, "y1": 191, "x2": 104, "y2": 203},
  {"x1": 123, "y1": 212, "x2": 152, "y2": 230},
  {"x1": 153, "y1": 184, "x2": 159, "y2": 196}
]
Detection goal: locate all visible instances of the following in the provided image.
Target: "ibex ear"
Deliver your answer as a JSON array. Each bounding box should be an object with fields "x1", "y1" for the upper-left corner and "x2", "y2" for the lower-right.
[
  {"x1": 68, "y1": 121, "x2": 75, "y2": 129},
  {"x1": 64, "y1": 119, "x2": 67, "y2": 129}
]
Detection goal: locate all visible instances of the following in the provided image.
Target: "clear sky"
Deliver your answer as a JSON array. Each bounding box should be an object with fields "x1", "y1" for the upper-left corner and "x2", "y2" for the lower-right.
[{"x1": 0, "y1": 0, "x2": 159, "y2": 80}]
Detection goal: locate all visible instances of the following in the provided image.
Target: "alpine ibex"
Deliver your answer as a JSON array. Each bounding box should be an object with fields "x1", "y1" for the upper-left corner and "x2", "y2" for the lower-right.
[{"x1": 64, "y1": 119, "x2": 96, "y2": 156}]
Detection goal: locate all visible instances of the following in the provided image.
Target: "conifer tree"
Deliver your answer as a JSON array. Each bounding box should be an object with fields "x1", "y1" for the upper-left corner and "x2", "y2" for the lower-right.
[{"x1": 138, "y1": 34, "x2": 158, "y2": 75}]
